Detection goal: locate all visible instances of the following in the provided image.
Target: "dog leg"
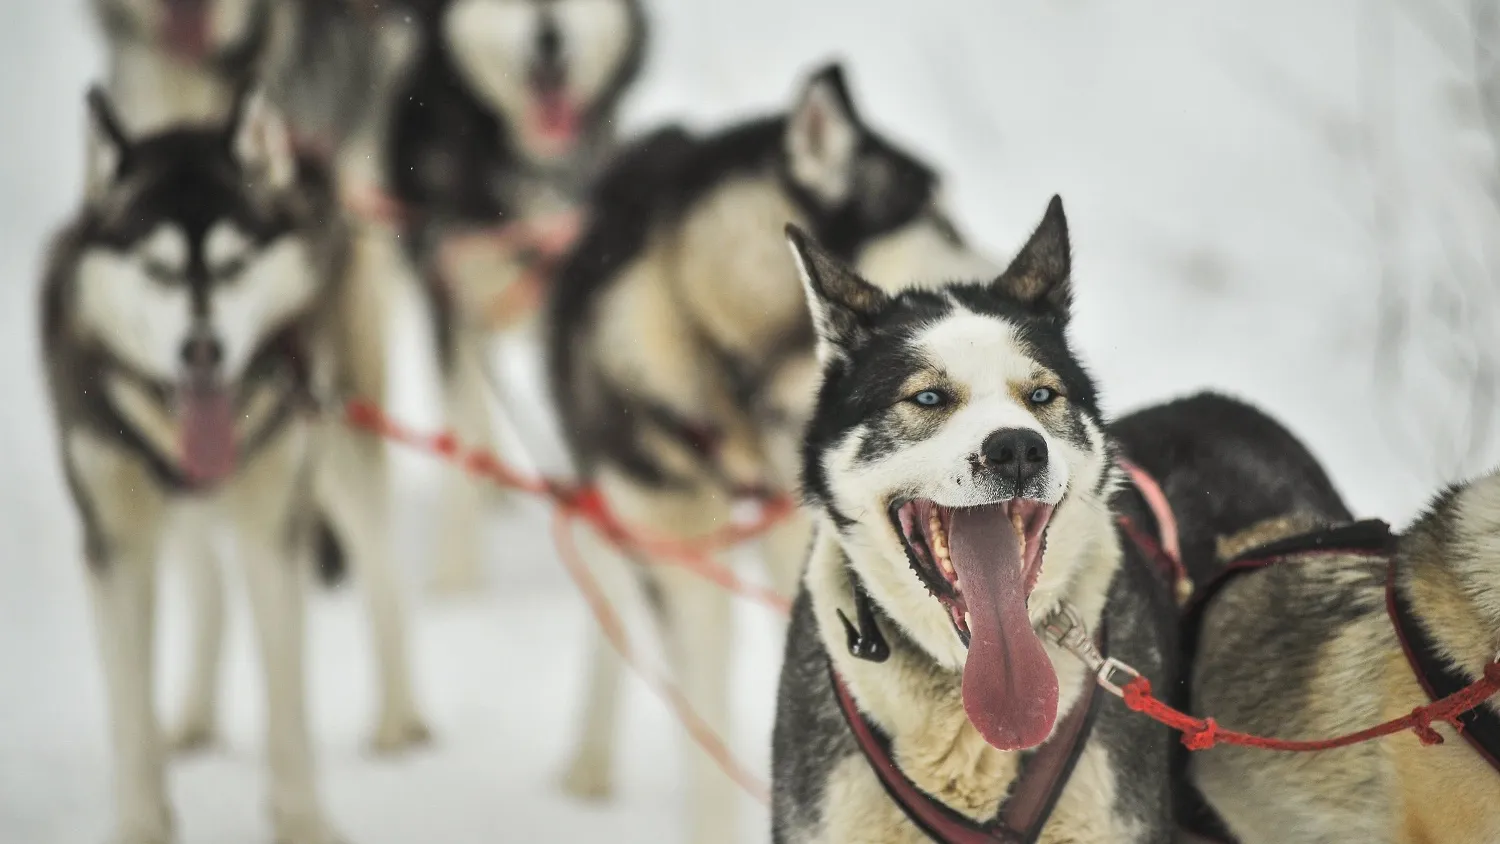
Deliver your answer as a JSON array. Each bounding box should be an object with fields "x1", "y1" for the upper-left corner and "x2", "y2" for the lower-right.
[
  {"x1": 170, "y1": 532, "x2": 224, "y2": 754},
  {"x1": 231, "y1": 436, "x2": 343, "y2": 844},
  {"x1": 430, "y1": 328, "x2": 499, "y2": 594},
  {"x1": 316, "y1": 424, "x2": 430, "y2": 753},
  {"x1": 558, "y1": 527, "x2": 637, "y2": 801},
  {"x1": 89, "y1": 544, "x2": 173, "y2": 844},
  {"x1": 655, "y1": 567, "x2": 739, "y2": 844}
]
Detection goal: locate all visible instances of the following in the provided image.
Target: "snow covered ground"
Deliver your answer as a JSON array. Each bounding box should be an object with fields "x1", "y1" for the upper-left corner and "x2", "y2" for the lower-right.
[{"x1": 2, "y1": 1, "x2": 1497, "y2": 842}]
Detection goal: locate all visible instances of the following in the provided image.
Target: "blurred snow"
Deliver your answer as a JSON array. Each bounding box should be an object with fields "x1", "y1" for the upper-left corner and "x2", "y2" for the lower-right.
[{"x1": 2, "y1": 1, "x2": 1497, "y2": 843}]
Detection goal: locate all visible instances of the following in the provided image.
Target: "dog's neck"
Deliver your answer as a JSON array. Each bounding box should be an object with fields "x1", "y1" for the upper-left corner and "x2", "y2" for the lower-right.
[
  {"x1": 802, "y1": 497, "x2": 1123, "y2": 822},
  {"x1": 1399, "y1": 540, "x2": 1500, "y2": 684}
]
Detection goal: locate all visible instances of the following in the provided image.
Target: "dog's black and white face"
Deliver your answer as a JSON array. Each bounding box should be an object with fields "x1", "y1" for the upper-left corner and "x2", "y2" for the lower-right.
[
  {"x1": 73, "y1": 87, "x2": 324, "y2": 482},
  {"x1": 442, "y1": 0, "x2": 645, "y2": 163},
  {"x1": 778, "y1": 64, "x2": 999, "y2": 289},
  {"x1": 97, "y1": 0, "x2": 269, "y2": 60},
  {"x1": 790, "y1": 198, "x2": 1115, "y2": 749}
]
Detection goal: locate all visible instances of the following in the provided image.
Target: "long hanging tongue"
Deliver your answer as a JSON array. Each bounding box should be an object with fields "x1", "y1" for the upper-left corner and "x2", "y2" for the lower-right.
[
  {"x1": 949, "y1": 503, "x2": 1059, "y2": 750},
  {"x1": 532, "y1": 89, "x2": 581, "y2": 144},
  {"x1": 178, "y1": 379, "x2": 236, "y2": 487}
]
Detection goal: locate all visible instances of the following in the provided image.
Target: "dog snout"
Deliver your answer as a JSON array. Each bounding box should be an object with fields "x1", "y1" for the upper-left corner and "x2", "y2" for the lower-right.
[
  {"x1": 981, "y1": 428, "x2": 1048, "y2": 491},
  {"x1": 531, "y1": 14, "x2": 567, "y2": 87},
  {"x1": 179, "y1": 333, "x2": 224, "y2": 371}
]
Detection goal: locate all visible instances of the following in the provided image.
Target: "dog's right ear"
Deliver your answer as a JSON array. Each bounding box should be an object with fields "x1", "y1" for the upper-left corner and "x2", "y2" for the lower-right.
[
  {"x1": 989, "y1": 195, "x2": 1072, "y2": 319},
  {"x1": 84, "y1": 86, "x2": 131, "y2": 199},
  {"x1": 786, "y1": 224, "x2": 888, "y2": 362}
]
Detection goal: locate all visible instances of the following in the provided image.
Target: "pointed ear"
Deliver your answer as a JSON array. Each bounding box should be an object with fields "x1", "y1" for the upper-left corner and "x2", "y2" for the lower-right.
[
  {"x1": 84, "y1": 86, "x2": 131, "y2": 199},
  {"x1": 784, "y1": 63, "x2": 863, "y2": 206},
  {"x1": 227, "y1": 85, "x2": 295, "y2": 189},
  {"x1": 991, "y1": 195, "x2": 1072, "y2": 317},
  {"x1": 785, "y1": 223, "x2": 888, "y2": 360}
]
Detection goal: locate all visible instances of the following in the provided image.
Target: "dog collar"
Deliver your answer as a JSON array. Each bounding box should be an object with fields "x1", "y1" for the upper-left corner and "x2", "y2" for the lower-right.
[
  {"x1": 1387, "y1": 562, "x2": 1500, "y2": 775},
  {"x1": 827, "y1": 633, "x2": 1102, "y2": 844}
]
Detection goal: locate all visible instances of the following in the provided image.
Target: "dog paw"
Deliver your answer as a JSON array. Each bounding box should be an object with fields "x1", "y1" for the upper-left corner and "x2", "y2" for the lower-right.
[
  {"x1": 559, "y1": 755, "x2": 614, "y2": 802},
  {"x1": 368, "y1": 714, "x2": 433, "y2": 755},
  {"x1": 273, "y1": 815, "x2": 346, "y2": 844},
  {"x1": 167, "y1": 719, "x2": 218, "y2": 755}
]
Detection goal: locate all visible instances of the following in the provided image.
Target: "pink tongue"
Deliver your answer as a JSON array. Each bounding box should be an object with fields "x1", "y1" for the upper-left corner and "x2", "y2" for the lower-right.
[
  {"x1": 179, "y1": 381, "x2": 236, "y2": 486},
  {"x1": 532, "y1": 91, "x2": 581, "y2": 142},
  {"x1": 949, "y1": 503, "x2": 1059, "y2": 750}
]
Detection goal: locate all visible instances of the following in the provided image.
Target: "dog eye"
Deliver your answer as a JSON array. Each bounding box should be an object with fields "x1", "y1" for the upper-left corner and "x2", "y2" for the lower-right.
[
  {"x1": 1029, "y1": 387, "x2": 1056, "y2": 405},
  {"x1": 911, "y1": 390, "x2": 948, "y2": 408}
]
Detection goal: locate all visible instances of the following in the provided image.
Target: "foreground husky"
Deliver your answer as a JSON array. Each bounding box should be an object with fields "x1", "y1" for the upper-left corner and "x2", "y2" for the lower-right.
[
  {"x1": 548, "y1": 63, "x2": 995, "y2": 842},
  {"x1": 1190, "y1": 467, "x2": 1500, "y2": 844},
  {"x1": 388, "y1": 0, "x2": 649, "y2": 592},
  {"x1": 41, "y1": 89, "x2": 398, "y2": 843},
  {"x1": 772, "y1": 198, "x2": 1178, "y2": 843}
]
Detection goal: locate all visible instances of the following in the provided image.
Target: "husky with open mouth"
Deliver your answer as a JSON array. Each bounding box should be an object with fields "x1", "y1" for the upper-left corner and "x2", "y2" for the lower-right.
[
  {"x1": 772, "y1": 197, "x2": 1179, "y2": 843},
  {"x1": 92, "y1": 0, "x2": 415, "y2": 168},
  {"x1": 40, "y1": 86, "x2": 420, "y2": 844},
  {"x1": 387, "y1": 0, "x2": 649, "y2": 592}
]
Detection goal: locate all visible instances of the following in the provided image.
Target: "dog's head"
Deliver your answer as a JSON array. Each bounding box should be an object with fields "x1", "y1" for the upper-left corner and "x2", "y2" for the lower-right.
[
  {"x1": 73, "y1": 86, "x2": 328, "y2": 482},
  {"x1": 790, "y1": 197, "x2": 1115, "y2": 751},
  {"x1": 778, "y1": 63, "x2": 1000, "y2": 289},
  {"x1": 96, "y1": 0, "x2": 269, "y2": 61},
  {"x1": 440, "y1": 0, "x2": 647, "y2": 164}
]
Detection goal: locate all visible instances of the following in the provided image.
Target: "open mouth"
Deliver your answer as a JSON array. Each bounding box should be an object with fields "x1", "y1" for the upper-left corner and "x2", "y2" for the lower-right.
[
  {"x1": 889, "y1": 496, "x2": 1061, "y2": 751},
  {"x1": 891, "y1": 498, "x2": 1052, "y2": 644}
]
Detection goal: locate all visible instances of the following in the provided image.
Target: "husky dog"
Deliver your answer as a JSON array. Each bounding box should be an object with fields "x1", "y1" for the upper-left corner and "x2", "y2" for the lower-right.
[
  {"x1": 92, "y1": 0, "x2": 415, "y2": 176},
  {"x1": 548, "y1": 63, "x2": 996, "y2": 843},
  {"x1": 771, "y1": 197, "x2": 1183, "y2": 843},
  {"x1": 1189, "y1": 464, "x2": 1500, "y2": 843},
  {"x1": 387, "y1": 0, "x2": 649, "y2": 592},
  {"x1": 42, "y1": 87, "x2": 412, "y2": 844}
]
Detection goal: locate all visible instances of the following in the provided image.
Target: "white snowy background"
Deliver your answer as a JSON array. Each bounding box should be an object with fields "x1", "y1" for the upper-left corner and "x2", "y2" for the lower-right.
[{"x1": 3, "y1": 1, "x2": 1498, "y2": 842}]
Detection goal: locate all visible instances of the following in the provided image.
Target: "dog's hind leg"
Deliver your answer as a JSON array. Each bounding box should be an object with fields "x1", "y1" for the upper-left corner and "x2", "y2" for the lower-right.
[
  {"x1": 70, "y1": 433, "x2": 173, "y2": 844},
  {"x1": 230, "y1": 430, "x2": 343, "y2": 844},
  {"x1": 316, "y1": 421, "x2": 430, "y2": 753},
  {"x1": 170, "y1": 521, "x2": 224, "y2": 754}
]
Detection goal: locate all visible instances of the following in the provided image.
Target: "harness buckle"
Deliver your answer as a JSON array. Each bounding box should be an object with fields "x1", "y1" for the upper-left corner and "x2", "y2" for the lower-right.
[
  {"x1": 1097, "y1": 658, "x2": 1141, "y2": 698},
  {"x1": 1043, "y1": 603, "x2": 1104, "y2": 672}
]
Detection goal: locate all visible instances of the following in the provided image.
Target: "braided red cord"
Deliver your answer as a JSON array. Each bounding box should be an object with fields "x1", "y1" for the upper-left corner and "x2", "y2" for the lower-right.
[{"x1": 1118, "y1": 663, "x2": 1500, "y2": 752}]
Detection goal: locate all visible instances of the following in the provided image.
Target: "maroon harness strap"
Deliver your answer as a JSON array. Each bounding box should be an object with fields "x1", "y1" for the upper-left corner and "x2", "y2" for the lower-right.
[{"x1": 829, "y1": 652, "x2": 1100, "y2": 843}]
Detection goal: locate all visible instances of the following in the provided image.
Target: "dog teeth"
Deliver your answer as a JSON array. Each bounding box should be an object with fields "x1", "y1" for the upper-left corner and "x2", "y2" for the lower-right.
[
  {"x1": 928, "y1": 512, "x2": 956, "y2": 579},
  {"x1": 1011, "y1": 509, "x2": 1028, "y2": 559},
  {"x1": 964, "y1": 611, "x2": 972, "y2": 630}
]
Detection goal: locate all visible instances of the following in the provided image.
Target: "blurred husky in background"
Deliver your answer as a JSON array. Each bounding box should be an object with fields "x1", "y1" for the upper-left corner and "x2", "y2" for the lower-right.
[
  {"x1": 92, "y1": 0, "x2": 417, "y2": 183},
  {"x1": 546, "y1": 62, "x2": 997, "y2": 844},
  {"x1": 386, "y1": 0, "x2": 649, "y2": 593},
  {"x1": 90, "y1": 0, "x2": 431, "y2": 757},
  {"x1": 39, "y1": 87, "x2": 392, "y2": 844}
]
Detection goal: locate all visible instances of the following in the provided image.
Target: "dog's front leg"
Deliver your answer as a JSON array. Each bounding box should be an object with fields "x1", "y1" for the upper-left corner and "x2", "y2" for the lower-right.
[
  {"x1": 655, "y1": 566, "x2": 738, "y2": 844},
  {"x1": 230, "y1": 434, "x2": 343, "y2": 844},
  {"x1": 430, "y1": 324, "x2": 502, "y2": 594},
  {"x1": 89, "y1": 540, "x2": 172, "y2": 844},
  {"x1": 170, "y1": 521, "x2": 223, "y2": 754}
]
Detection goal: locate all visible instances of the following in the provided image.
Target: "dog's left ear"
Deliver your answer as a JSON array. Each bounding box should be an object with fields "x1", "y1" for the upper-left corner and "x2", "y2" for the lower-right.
[
  {"x1": 784, "y1": 62, "x2": 863, "y2": 207},
  {"x1": 226, "y1": 85, "x2": 295, "y2": 190},
  {"x1": 84, "y1": 86, "x2": 131, "y2": 200},
  {"x1": 786, "y1": 223, "x2": 888, "y2": 361},
  {"x1": 990, "y1": 195, "x2": 1072, "y2": 319}
]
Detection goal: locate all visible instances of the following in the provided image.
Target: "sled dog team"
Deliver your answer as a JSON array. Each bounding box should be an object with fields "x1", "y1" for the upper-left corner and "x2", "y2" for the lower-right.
[{"x1": 43, "y1": 1, "x2": 1500, "y2": 842}]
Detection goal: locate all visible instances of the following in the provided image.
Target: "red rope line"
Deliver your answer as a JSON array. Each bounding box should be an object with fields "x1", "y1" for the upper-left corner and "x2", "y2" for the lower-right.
[
  {"x1": 344, "y1": 399, "x2": 790, "y2": 802},
  {"x1": 1115, "y1": 659, "x2": 1500, "y2": 752}
]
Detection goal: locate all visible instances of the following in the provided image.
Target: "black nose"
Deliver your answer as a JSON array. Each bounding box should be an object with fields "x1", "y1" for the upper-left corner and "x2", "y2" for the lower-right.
[
  {"x1": 981, "y1": 428, "x2": 1048, "y2": 489},
  {"x1": 179, "y1": 334, "x2": 223, "y2": 370}
]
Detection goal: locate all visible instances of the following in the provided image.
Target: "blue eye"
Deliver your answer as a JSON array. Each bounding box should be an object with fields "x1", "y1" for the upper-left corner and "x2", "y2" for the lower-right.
[
  {"x1": 913, "y1": 390, "x2": 945, "y2": 407},
  {"x1": 1030, "y1": 387, "x2": 1056, "y2": 405}
]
